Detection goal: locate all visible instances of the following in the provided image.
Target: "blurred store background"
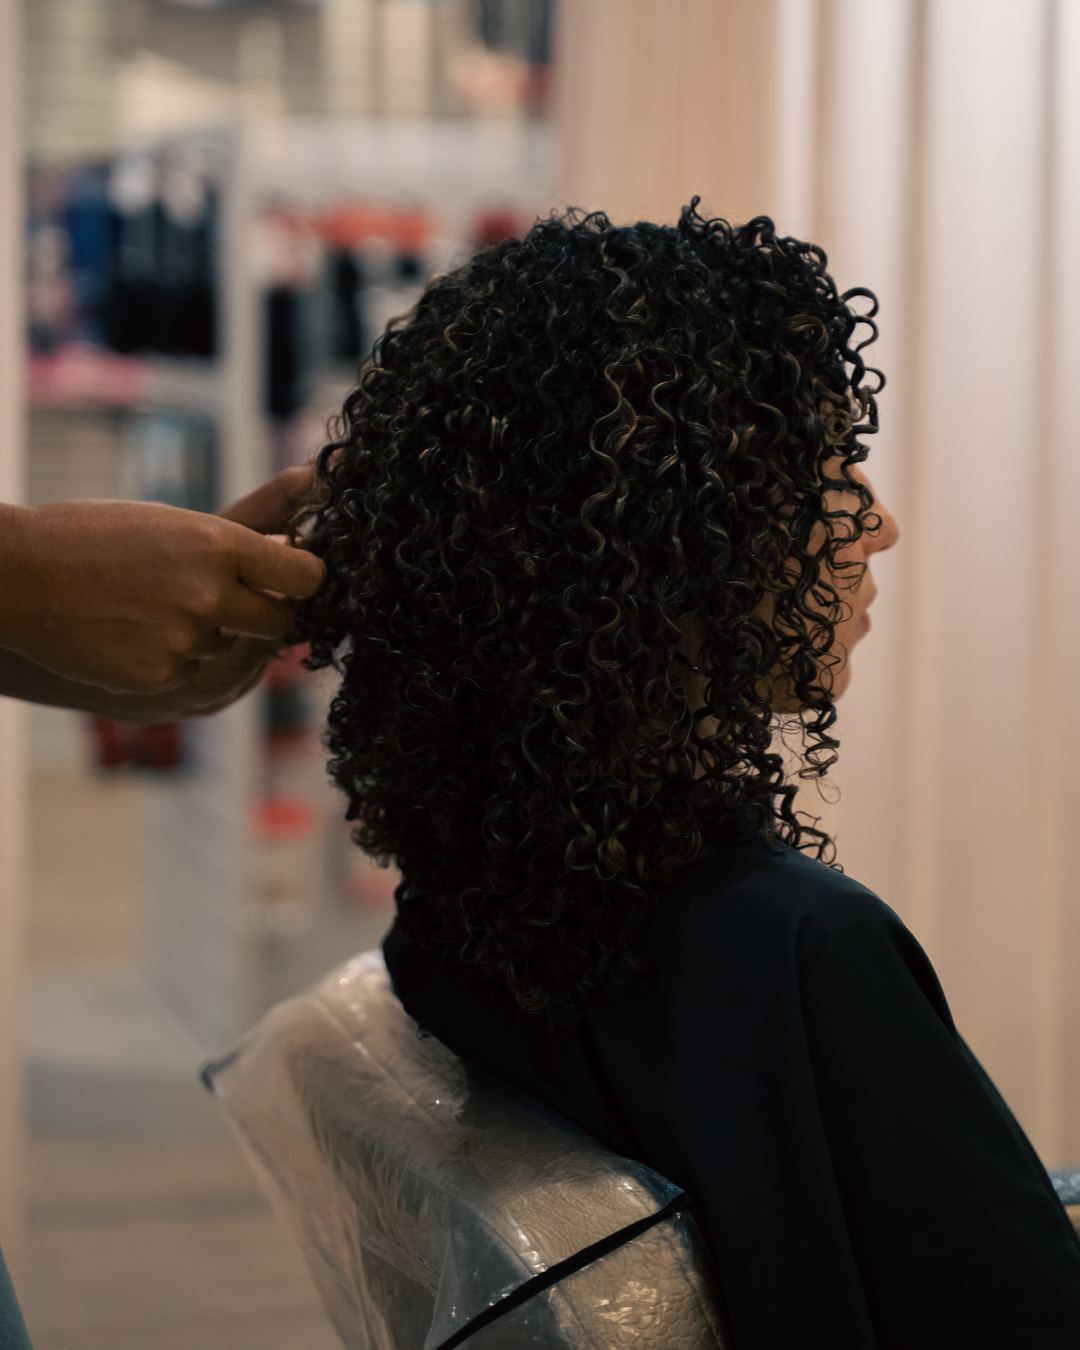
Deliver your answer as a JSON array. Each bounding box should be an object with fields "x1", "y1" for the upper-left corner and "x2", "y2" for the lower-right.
[
  {"x1": 3, "y1": 0, "x2": 1080, "y2": 1347},
  {"x1": 11, "y1": 0, "x2": 555, "y2": 1345}
]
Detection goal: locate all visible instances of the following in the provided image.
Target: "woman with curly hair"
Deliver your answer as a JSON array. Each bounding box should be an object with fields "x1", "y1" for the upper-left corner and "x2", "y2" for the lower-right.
[{"x1": 299, "y1": 204, "x2": 1080, "y2": 1348}]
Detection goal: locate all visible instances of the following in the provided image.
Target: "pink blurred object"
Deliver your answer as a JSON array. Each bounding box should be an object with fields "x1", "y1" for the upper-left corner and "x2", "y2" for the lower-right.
[
  {"x1": 252, "y1": 795, "x2": 319, "y2": 843},
  {"x1": 27, "y1": 341, "x2": 145, "y2": 408}
]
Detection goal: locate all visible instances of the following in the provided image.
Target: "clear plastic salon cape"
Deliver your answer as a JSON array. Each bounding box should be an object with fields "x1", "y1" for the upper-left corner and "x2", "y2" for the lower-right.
[{"x1": 202, "y1": 950, "x2": 728, "y2": 1350}]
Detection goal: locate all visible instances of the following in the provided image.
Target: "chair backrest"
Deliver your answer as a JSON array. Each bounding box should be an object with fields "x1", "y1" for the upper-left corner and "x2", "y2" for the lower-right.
[{"x1": 203, "y1": 950, "x2": 729, "y2": 1350}]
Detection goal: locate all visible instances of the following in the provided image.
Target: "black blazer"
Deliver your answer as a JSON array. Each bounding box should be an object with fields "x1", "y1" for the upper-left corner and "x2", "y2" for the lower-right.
[{"x1": 384, "y1": 834, "x2": 1080, "y2": 1349}]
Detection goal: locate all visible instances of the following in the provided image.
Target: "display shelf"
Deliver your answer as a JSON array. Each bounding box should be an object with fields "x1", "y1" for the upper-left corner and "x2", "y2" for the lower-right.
[
  {"x1": 27, "y1": 344, "x2": 224, "y2": 417},
  {"x1": 23, "y1": 109, "x2": 554, "y2": 1082}
]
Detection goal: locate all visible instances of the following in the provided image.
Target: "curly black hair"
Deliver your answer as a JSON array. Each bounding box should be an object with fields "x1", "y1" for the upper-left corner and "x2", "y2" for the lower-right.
[{"x1": 299, "y1": 201, "x2": 880, "y2": 1017}]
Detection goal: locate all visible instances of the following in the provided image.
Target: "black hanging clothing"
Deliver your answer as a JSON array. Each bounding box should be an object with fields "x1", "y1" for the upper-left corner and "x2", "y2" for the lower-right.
[{"x1": 383, "y1": 833, "x2": 1080, "y2": 1350}]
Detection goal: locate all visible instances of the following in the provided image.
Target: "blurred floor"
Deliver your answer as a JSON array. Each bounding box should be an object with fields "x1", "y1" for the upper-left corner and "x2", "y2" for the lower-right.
[
  {"x1": 22, "y1": 1134, "x2": 340, "y2": 1350},
  {"x1": 25, "y1": 714, "x2": 344, "y2": 1347},
  {"x1": 29, "y1": 771, "x2": 140, "y2": 967}
]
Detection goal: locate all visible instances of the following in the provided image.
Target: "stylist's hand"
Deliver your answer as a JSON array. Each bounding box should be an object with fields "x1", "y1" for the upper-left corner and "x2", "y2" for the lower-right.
[
  {"x1": 0, "y1": 633, "x2": 284, "y2": 721},
  {"x1": 0, "y1": 466, "x2": 324, "y2": 694}
]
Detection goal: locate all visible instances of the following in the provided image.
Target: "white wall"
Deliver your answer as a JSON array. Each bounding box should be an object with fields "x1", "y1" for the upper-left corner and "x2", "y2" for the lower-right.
[{"x1": 556, "y1": 0, "x2": 1080, "y2": 1164}]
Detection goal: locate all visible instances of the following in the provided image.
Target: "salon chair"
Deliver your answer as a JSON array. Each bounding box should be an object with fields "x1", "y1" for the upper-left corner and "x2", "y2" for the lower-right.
[
  {"x1": 1050, "y1": 1170, "x2": 1080, "y2": 1237},
  {"x1": 202, "y1": 951, "x2": 728, "y2": 1350}
]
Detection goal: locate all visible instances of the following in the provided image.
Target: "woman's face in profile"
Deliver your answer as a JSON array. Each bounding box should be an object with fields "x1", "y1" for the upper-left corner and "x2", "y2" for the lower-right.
[
  {"x1": 681, "y1": 463, "x2": 898, "y2": 713},
  {"x1": 821, "y1": 464, "x2": 899, "y2": 698}
]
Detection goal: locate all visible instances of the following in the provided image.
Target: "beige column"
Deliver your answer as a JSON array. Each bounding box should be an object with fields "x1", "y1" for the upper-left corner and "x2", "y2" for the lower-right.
[
  {"x1": 322, "y1": 0, "x2": 377, "y2": 117},
  {"x1": 556, "y1": 0, "x2": 1080, "y2": 1164},
  {"x1": 0, "y1": 0, "x2": 28, "y2": 1284},
  {"x1": 1027, "y1": 0, "x2": 1080, "y2": 1163},
  {"x1": 806, "y1": 0, "x2": 1071, "y2": 1157},
  {"x1": 381, "y1": 0, "x2": 434, "y2": 118},
  {"x1": 870, "y1": 0, "x2": 1060, "y2": 1158},
  {"x1": 237, "y1": 15, "x2": 287, "y2": 121},
  {"x1": 555, "y1": 0, "x2": 781, "y2": 225},
  {"x1": 23, "y1": 0, "x2": 113, "y2": 166}
]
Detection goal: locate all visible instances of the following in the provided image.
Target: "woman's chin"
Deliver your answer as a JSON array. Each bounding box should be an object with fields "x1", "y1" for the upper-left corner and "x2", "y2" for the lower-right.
[{"x1": 829, "y1": 654, "x2": 854, "y2": 700}]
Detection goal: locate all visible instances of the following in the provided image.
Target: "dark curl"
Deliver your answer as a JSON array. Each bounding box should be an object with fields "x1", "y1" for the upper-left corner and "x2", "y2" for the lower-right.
[{"x1": 298, "y1": 201, "x2": 880, "y2": 1017}]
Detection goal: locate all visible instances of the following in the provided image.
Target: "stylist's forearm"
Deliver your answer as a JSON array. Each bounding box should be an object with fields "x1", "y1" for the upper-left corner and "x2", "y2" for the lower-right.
[
  {"x1": 0, "y1": 646, "x2": 120, "y2": 714},
  {"x1": 0, "y1": 637, "x2": 283, "y2": 721}
]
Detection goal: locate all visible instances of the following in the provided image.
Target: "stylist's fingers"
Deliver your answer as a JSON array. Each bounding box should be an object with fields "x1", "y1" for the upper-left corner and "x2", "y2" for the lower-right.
[
  {"x1": 185, "y1": 627, "x2": 239, "y2": 660},
  {"x1": 215, "y1": 584, "x2": 298, "y2": 640},
  {"x1": 218, "y1": 466, "x2": 313, "y2": 534},
  {"x1": 124, "y1": 654, "x2": 202, "y2": 694},
  {"x1": 234, "y1": 530, "x2": 326, "y2": 599}
]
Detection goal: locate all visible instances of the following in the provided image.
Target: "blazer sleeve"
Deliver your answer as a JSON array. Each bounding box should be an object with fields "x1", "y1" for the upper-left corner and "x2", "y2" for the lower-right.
[{"x1": 797, "y1": 903, "x2": 1080, "y2": 1350}]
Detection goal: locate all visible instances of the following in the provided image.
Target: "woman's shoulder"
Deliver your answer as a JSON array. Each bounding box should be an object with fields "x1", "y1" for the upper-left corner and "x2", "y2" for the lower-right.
[
  {"x1": 641, "y1": 832, "x2": 949, "y2": 1027},
  {"x1": 650, "y1": 831, "x2": 906, "y2": 964}
]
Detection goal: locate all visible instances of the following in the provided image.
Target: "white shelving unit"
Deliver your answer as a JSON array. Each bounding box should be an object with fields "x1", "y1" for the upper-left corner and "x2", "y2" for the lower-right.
[
  {"x1": 139, "y1": 110, "x2": 556, "y2": 1052},
  {"x1": 25, "y1": 106, "x2": 555, "y2": 1134}
]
